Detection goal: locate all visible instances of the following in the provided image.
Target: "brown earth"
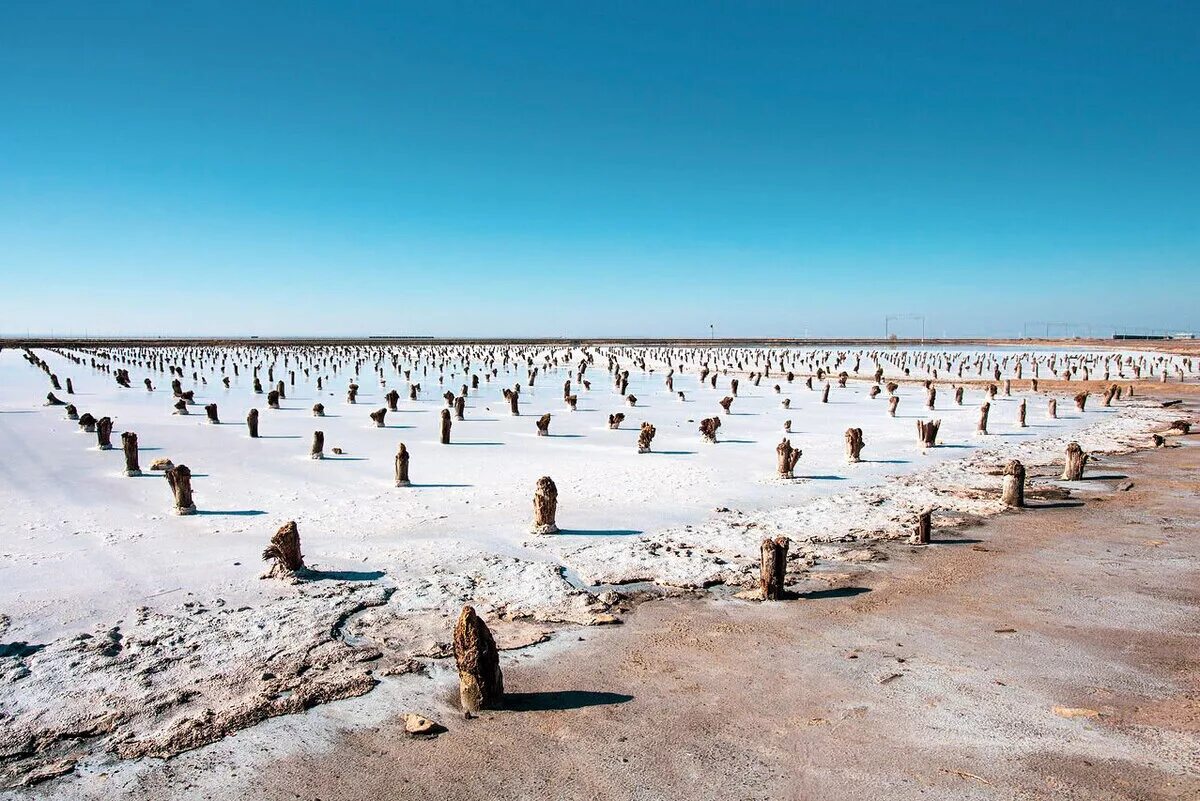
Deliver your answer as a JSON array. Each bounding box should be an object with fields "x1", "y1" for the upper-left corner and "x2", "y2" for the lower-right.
[{"x1": 233, "y1": 411, "x2": 1200, "y2": 801}]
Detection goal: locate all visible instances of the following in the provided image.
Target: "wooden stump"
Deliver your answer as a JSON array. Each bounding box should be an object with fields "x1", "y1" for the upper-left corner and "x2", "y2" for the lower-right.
[
  {"x1": 886, "y1": 381, "x2": 898, "y2": 396},
  {"x1": 395, "y1": 443, "x2": 411, "y2": 486},
  {"x1": 637, "y1": 422, "x2": 656, "y2": 453},
  {"x1": 916, "y1": 418, "x2": 941, "y2": 448},
  {"x1": 1152, "y1": 433, "x2": 1166, "y2": 447},
  {"x1": 759, "y1": 537, "x2": 790, "y2": 600},
  {"x1": 453, "y1": 606, "x2": 504, "y2": 712},
  {"x1": 888, "y1": 396, "x2": 899, "y2": 417},
  {"x1": 926, "y1": 386, "x2": 936, "y2": 409},
  {"x1": 781, "y1": 397, "x2": 791, "y2": 409},
  {"x1": 719, "y1": 396, "x2": 734, "y2": 414},
  {"x1": 536, "y1": 413, "x2": 551, "y2": 436},
  {"x1": 205, "y1": 403, "x2": 220, "y2": 424},
  {"x1": 1048, "y1": 398, "x2": 1057, "y2": 419},
  {"x1": 1017, "y1": 399, "x2": 1027, "y2": 428},
  {"x1": 96, "y1": 416, "x2": 113, "y2": 450},
  {"x1": 503, "y1": 388, "x2": 520, "y2": 416},
  {"x1": 626, "y1": 394, "x2": 638, "y2": 407},
  {"x1": 869, "y1": 385, "x2": 881, "y2": 399},
  {"x1": 369, "y1": 408, "x2": 387, "y2": 428},
  {"x1": 313, "y1": 403, "x2": 325, "y2": 417},
  {"x1": 699, "y1": 416, "x2": 721, "y2": 443},
  {"x1": 608, "y1": 412, "x2": 625, "y2": 429},
  {"x1": 64, "y1": 404, "x2": 78, "y2": 420},
  {"x1": 247, "y1": 408, "x2": 260, "y2": 438},
  {"x1": 531, "y1": 476, "x2": 559, "y2": 534},
  {"x1": 776, "y1": 438, "x2": 801, "y2": 478},
  {"x1": 954, "y1": 386, "x2": 964, "y2": 405},
  {"x1": 977, "y1": 402, "x2": 990, "y2": 434},
  {"x1": 262, "y1": 521, "x2": 306, "y2": 578},
  {"x1": 267, "y1": 390, "x2": 280, "y2": 409},
  {"x1": 121, "y1": 431, "x2": 141, "y2": 476},
  {"x1": 783, "y1": 419, "x2": 792, "y2": 433},
  {"x1": 455, "y1": 394, "x2": 466, "y2": 420},
  {"x1": 440, "y1": 408, "x2": 452, "y2": 444},
  {"x1": 911, "y1": 509, "x2": 932, "y2": 545},
  {"x1": 821, "y1": 383, "x2": 830, "y2": 403},
  {"x1": 311, "y1": 430, "x2": 324, "y2": 460},
  {"x1": 845, "y1": 427, "x2": 865, "y2": 462},
  {"x1": 1074, "y1": 392, "x2": 1088, "y2": 412},
  {"x1": 1001, "y1": 460, "x2": 1025, "y2": 507},
  {"x1": 1062, "y1": 442, "x2": 1088, "y2": 480},
  {"x1": 79, "y1": 412, "x2": 97, "y2": 432},
  {"x1": 45, "y1": 392, "x2": 65, "y2": 406},
  {"x1": 166, "y1": 464, "x2": 196, "y2": 515},
  {"x1": 385, "y1": 389, "x2": 400, "y2": 411},
  {"x1": 347, "y1": 383, "x2": 359, "y2": 404}
]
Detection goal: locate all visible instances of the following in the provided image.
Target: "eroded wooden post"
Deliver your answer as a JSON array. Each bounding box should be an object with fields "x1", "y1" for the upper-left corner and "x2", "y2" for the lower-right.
[
  {"x1": 96, "y1": 416, "x2": 113, "y2": 450},
  {"x1": 845, "y1": 427, "x2": 865, "y2": 462},
  {"x1": 122, "y1": 431, "x2": 141, "y2": 476},
  {"x1": 531, "y1": 476, "x2": 559, "y2": 534},
  {"x1": 453, "y1": 606, "x2": 504, "y2": 713},
  {"x1": 311, "y1": 430, "x2": 324, "y2": 460},
  {"x1": 166, "y1": 464, "x2": 196, "y2": 515},
  {"x1": 247, "y1": 408, "x2": 259, "y2": 438},
  {"x1": 911, "y1": 509, "x2": 932, "y2": 545},
  {"x1": 776, "y1": 438, "x2": 800, "y2": 478},
  {"x1": 1001, "y1": 460, "x2": 1025, "y2": 507},
  {"x1": 1062, "y1": 442, "x2": 1088, "y2": 480},
  {"x1": 759, "y1": 537, "x2": 789, "y2": 600},
  {"x1": 262, "y1": 521, "x2": 306, "y2": 578},
  {"x1": 536, "y1": 413, "x2": 551, "y2": 437},
  {"x1": 637, "y1": 422, "x2": 656, "y2": 453},
  {"x1": 395, "y1": 443, "x2": 411, "y2": 486},
  {"x1": 440, "y1": 408, "x2": 452, "y2": 444}
]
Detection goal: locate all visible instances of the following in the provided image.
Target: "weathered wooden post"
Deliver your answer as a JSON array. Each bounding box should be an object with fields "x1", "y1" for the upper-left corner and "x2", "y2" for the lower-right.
[
  {"x1": 608, "y1": 412, "x2": 625, "y2": 430},
  {"x1": 776, "y1": 438, "x2": 800, "y2": 478},
  {"x1": 96, "y1": 416, "x2": 113, "y2": 450},
  {"x1": 267, "y1": 390, "x2": 281, "y2": 410},
  {"x1": 1074, "y1": 391, "x2": 1088, "y2": 412},
  {"x1": 453, "y1": 606, "x2": 504, "y2": 713},
  {"x1": 536, "y1": 413, "x2": 551, "y2": 437},
  {"x1": 247, "y1": 408, "x2": 260, "y2": 438},
  {"x1": 440, "y1": 408, "x2": 452, "y2": 444},
  {"x1": 503, "y1": 388, "x2": 520, "y2": 416},
  {"x1": 821, "y1": 383, "x2": 831, "y2": 403},
  {"x1": 845, "y1": 427, "x2": 865, "y2": 462},
  {"x1": 45, "y1": 392, "x2": 66, "y2": 406},
  {"x1": 394, "y1": 443, "x2": 411, "y2": 486},
  {"x1": 205, "y1": 403, "x2": 220, "y2": 424},
  {"x1": 911, "y1": 509, "x2": 932, "y2": 545},
  {"x1": 759, "y1": 537, "x2": 789, "y2": 600},
  {"x1": 888, "y1": 396, "x2": 899, "y2": 417},
  {"x1": 115, "y1": 429, "x2": 141, "y2": 477},
  {"x1": 954, "y1": 386, "x2": 964, "y2": 405},
  {"x1": 454, "y1": 394, "x2": 466, "y2": 420},
  {"x1": 1001, "y1": 460, "x2": 1025, "y2": 507},
  {"x1": 869, "y1": 385, "x2": 881, "y2": 399},
  {"x1": 79, "y1": 412, "x2": 98, "y2": 432},
  {"x1": 1062, "y1": 442, "x2": 1088, "y2": 480},
  {"x1": 1048, "y1": 398, "x2": 1057, "y2": 419},
  {"x1": 385, "y1": 389, "x2": 400, "y2": 411},
  {"x1": 166, "y1": 464, "x2": 197, "y2": 515},
  {"x1": 699, "y1": 416, "x2": 721, "y2": 443},
  {"x1": 977, "y1": 402, "x2": 990, "y2": 434},
  {"x1": 531, "y1": 476, "x2": 559, "y2": 534},
  {"x1": 312, "y1": 403, "x2": 325, "y2": 417},
  {"x1": 916, "y1": 419, "x2": 941, "y2": 448},
  {"x1": 369, "y1": 408, "x2": 387, "y2": 428},
  {"x1": 719, "y1": 396, "x2": 734, "y2": 414},
  {"x1": 64, "y1": 403, "x2": 79, "y2": 420},
  {"x1": 311, "y1": 430, "x2": 324, "y2": 460},
  {"x1": 926, "y1": 386, "x2": 936, "y2": 409},
  {"x1": 1017, "y1": 399, "x2": 1027, "y2": 428},
  {"x1": 262, "y1": 521, "x2": 306, "y2": 579},
  {"x1": 347, "y1": 383, "x2": 359, "y2": 404},
  {"x1": 637, "y1": 422, "x2": 656, "y2": 453}
]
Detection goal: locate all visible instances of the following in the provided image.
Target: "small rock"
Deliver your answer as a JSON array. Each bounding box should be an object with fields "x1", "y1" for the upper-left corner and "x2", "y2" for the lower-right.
[
  {"x1": 403, "y1": 713, "x2": 438, "y2": 736},
  {"x1": 1117, "y1": 481, "x2": 1134, "y2": 491},
  {"x1": 149, "y1": 458, "x2": 174, "y2": 471}
]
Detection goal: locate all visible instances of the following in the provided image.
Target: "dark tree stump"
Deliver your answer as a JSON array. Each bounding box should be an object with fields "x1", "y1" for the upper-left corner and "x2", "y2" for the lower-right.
[
  {"x1": 911, "y1": 509, "x2": 932, "y2": 545},
  {"x1": 608, "y1": 413, "x2": 625, "y2": 430},
  {"x1": 977, "y1": 402, "x2": 990, "y2": 434},
  {"x1": 369, "y1": 408, "x2": 387, "y2": 428},
  {"x1": 536, "y1": 413, "x2": 551, "y2": 436},
  {"x1": 122, "y1": 431, "x2": 141, "y2": 476},
  {"x1": 79, "y1": 412, "x2": 97, "y2": 432},
  {"x1": 1062, "y1": 442, "x2": 1088, "y2": 480},
  {"x1": 888, "y1": 396, "x2": 899, "y2": 417},
  {"x1": 453, "y1": 606, "x2": 504, "y2": 712},
  {"x1": 1048, "y1": 398, "x2": 1057, "y2": 419},
  {"x1": 776, "y1": 438, "x2": 800, "y2": 478},
  {"x1": 637, "y1": 422, "x2": 656, "y2": 453},
  {"x1": 532, "y1": 476, "x2": 559, "y2": 534},
  {"x1": 916, "y1": 419, "x2": 941, "y2": 448},
  {"x1": 845, "y1": 427, "x2": 865, "y2": 462},
  {"x1": 1002, "y1": 460, "x2": 1025, "y2": 507},
  {"x1": 96, "y1": 416, "x2": 113, "y2": 450},
  {"x1": 311, "y1": 430, "x2": 324, "y2": 460},
  {"x1": 64, "y1": 403, "x2": 78, "y2": 420},
  {"x1": 1017, "y1": 399, "x2": 1027, "y2": 428},
  {"x1": 455, "y1": 395, "x2": 466, "y2": 420},
  {"x1": 166, "y1": 464, "x2": 196, "y2": 515},
  {"x1": 205, "y1": 403, "x2": 220, "y2": 424},
  {"x1": 312, "y1": 403, "x2": 325, "y2": 417},
  {"x1": 699, "y1": 416, "x2": 721, "y2": 443},
  {"x1": 247, "y1": 408, "x2": 259, "y2": 438},
  {"x1": 262, "y1": 521, "x2": 305, "y2": 578},
  {"x1": 821, "y1": 383, "x2": 830, "y2": 403},
  {"x1": 45, "y1": 392, "x2": 65, "y2": 406},
  {"x1": 440, "y1": 408, "x2": 452, "y2": 444},
  {"x1": 267, "y1": 390, "x2": 281, "y2": 410},
  {"x1": 385, "y1": 390, "x2": 400, "y2": 411},
  {"x1": 395, "y1": 442, "x2": 411, "y2": 486},
  {"x1": 759, "y1": 537, "x2": 789, "y2": 600}
]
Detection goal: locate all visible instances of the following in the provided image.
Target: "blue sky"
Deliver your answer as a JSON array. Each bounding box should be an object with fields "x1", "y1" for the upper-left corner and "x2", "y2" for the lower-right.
[{"x1": 1, "y1": 2, "x2": 1196, "y2": 337}]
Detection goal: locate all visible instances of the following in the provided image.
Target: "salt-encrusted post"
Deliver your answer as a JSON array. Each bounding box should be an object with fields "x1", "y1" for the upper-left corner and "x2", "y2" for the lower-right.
[
  {"x1": 911, "y1": 509, "x2": 932, "y2": 545},
  {"x1": 845, "y1": 427, "x2": 865, "y2": 462},
  {"x1": 638, "y1": 422, "x2": 656, "y2": 453},
  {"x1": 1048, "y1": 398, "x2": 1057, "y2": 419},
  {"x1": 64, "y1": 404, "x2": 79, "y2": 420},
  {"x1": 247, "y1": 408, "x2": 260, "y2": 438},
  {"x1": 385, "y1": 389, "x2": 400, "y2": 411},
  {"x1": 821, "y1": 383, "x2": 831, "y2": 403},
  {"x1": 205, "y1": 403, "x2": 220, "y2": 424},
  {"x1": 699, "y1": 416, "x2": 721, "y2": 443},
  {"x1": 608, "y1": 412, "x2": 625, "y2": 429},
  {"x1": 977, "y1": 402, "x2": 990, "y2": 434},
  {"x1": 369, "y1": 408, "x2": 387, "y2": 428},
  {"x1": 455, "y1": 394, "x2": 466, "y2": 420},
  {"x1": 262, "y1": 521, "x2": 306, "y2": 579},
  {"x1": 1062, "y1": 442, "x2": 1088, "y2": 480},
  {"x1": 759, "y1": 537, "x2": 789, "y2": 600},
  {"x1": 888, "y1": 396, "x2": 899, "y2": 417},
  {"x1": 440, "y1": 408, "x2": 452, "y2": 444},
  {"x1": 1017, "y1": 399, "x2": 1027, "y2": 428},
  {"x1": 395, "y1": 443, "x2": 411, "y2": 486},
  {"x1": 453, "y1": 606, "x2": 504, "y2": 712},
  {"x1": 1074, "y1": 391, "x2": 1088, "y2": 412},
  {"x1": 776, "y1": 438, "x2": 800, "y2": 478},
  {"x1": 916, "y1": 419, "x2": 940, "y2": 448},
  {"x1": 96, "y1": 416, "x2": 114, "y2": 450},
  {"x1": 312, "y1": 403, "x2": 325, "y2": 417},
  {"x1": 531, "y1": 476, "x2": 559, "y2": 534},
  {"x1": 1001, "y1": 460, "x2": 1025, "y2": 507},
  {"x1": 954, "y1": 386, "x2": 964, "y2": 405},
  {"x1": 122, "y1": 431, "x2": 141, "y2": 476},
  {"x1": 311, "y1": 430, "x2": 324, "y2": 460},
  {"x1": 926, "y1": 386, "x2": 936, "y2": 409},
  {"x1": 719, "y1": 396, "x2": 734, "y2": 414},
  {"x1": 536, "y1": 413, "x2": 551, "y2": 436},
  {"x1": 503, "y1": 388, "x2": 520, "y2": 416},
  {"x1": 267, "y1": 390, "x2": 281, "y2": 410},
  {"x1": 79, "y1": 412, "x2": 98, "y2": 432},
  {"x1": 166, "y1": 464, "x2": 197, "y2": 515}
]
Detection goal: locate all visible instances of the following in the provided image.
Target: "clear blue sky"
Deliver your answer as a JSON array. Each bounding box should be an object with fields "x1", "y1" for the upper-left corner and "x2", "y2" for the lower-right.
[{"x1": 1, "y1": 2, "x2": 1196, "y2": 337}]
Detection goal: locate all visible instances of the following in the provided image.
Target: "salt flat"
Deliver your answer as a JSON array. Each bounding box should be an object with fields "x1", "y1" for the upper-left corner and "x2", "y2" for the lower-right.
[{"x1": 0, "y1": 342, "x2": 1189, "y2": 788}]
